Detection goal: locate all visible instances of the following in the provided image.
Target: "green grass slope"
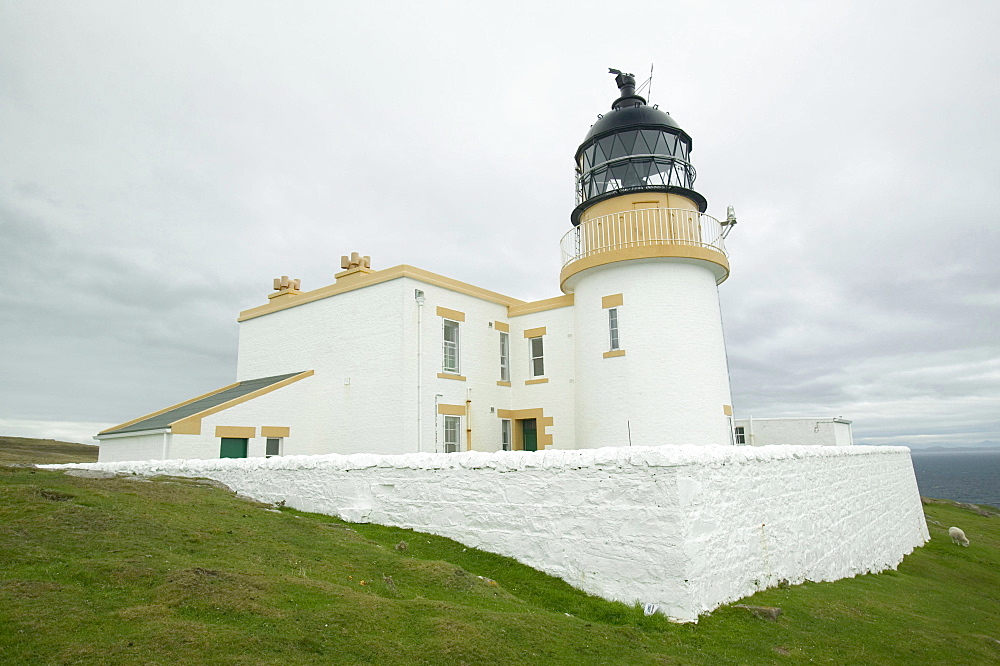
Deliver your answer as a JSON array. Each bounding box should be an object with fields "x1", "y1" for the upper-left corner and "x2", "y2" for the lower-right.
[
  {"x1": 0, "y1": 448, "x2": 998, "y2": 664},
  {"x1": 0, "y1": 435, "x2": 98, "y2": 464}
]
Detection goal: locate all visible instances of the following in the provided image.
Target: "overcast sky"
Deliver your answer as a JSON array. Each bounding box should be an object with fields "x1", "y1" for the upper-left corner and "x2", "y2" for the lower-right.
[{"x1": 1, "y1": 0, "x2": 997, "y2": 448}]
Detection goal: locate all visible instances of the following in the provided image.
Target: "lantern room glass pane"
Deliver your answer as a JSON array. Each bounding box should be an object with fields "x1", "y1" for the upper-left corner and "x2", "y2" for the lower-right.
[
  {"x1": 597, "y1": 136, "x2": 615, "y2": 162},
  {"x1": 657, "y1": 132, "x2": 677, "y2": 156},
  {"x1": 639, "y1": 129, "x2": 660, "y2": 154},
  {"x1": 592, "y1": 141, "x2": 607, "y2": 166},
  {"x1": 617, "y1": 130, "x2": 637, "y2": 155},
  {"x1": 608, "y1": 135, "x2": 628, "y2": 160}
]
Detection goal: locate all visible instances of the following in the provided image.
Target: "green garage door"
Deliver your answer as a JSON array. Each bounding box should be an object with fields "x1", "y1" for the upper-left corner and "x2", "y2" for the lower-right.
[{"x1": 220, "y1": 437, "x2": 248, "y2": 459}]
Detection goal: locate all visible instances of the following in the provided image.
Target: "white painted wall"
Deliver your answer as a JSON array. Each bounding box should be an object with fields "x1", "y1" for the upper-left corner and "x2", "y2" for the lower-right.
[
  {"x1": 569, "y1": 259, "x2": 734, "y2": 448},
  {"x1": 508, "y1": 305, "x2": 576, "y2": 449},
  {"x1": 735, "y1": 418, "x2": 853, "y2": 447},
  {"x1": 399, "y1": 276, "x2": 513, "y2": 454},
  {"x1": 236, "y1": 280, "x2": 410, "y2": 456},
  {"x1": 97, "y1": 432, "x2": 166, "y2": 462},
  {"x1": 62, "y1": 445, "x2": 928, "y2": 622},
  {"x1": 235, "y1": 274, "x2": 580, "y2": 456}
]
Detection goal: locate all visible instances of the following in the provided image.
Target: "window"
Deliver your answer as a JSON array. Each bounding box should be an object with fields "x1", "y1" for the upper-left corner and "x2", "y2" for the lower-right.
[
  {"x1": 529, "y1": 336, "x2": 544, "y2": 377},
  {"x1": 734, "y1": 426, "x2": 746, "y2": 445},
  {"x1": 265, "y1": 437, "x2": 282, "y2": 457},
  {"x1": 501, "y1": 419, "x2": 512, "y2": 451},
  {"x1": 608, "y1": 307, "x2": 620, "y2": 351},
  {"x1": 442, "y1": 319, "x2": 460, "y2": 373},
  {"x1": 499, "y1": 332, "x2": 510, "y2": 382},
  {"x1": 443, "y1": 415, "x2": 461, "y2": 453}
]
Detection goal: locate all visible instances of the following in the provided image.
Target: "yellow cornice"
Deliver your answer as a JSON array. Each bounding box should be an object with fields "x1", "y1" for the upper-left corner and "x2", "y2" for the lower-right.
[
  {"x1": 98, "y1": 381, "x2": 241, "y2": 435},
  {"x1": 169, "y1": 370, "x2": 315, "y2": 436},
  {"x1": 560, "y1": 245, "x2": 730, "y2": 293},
  {"x1": 508, "y1": 294, "x2": 574, "y2": 317},
  {"x1": 238, "y1": 265, "x2": 527, "y2": 322}
]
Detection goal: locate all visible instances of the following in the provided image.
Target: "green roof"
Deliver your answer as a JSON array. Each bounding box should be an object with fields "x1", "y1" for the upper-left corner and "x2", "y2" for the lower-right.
[{"x1": 101, "y1": 372, "x2": 305, "y2": 436}]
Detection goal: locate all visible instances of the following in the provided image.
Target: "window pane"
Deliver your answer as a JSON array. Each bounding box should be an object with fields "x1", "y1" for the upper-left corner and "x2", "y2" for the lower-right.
[
  {"x1": 529, "y1": 336, "x2": 544, "y2": 377},
  {"x1": 442, "y1": 319, "x2": 460, "y2": 373},
  {"x1": 617, "y1": 130, "x2": 637, "y2": 155},
  {"x1": 608, "y1": 134, "x2": 628, "y2": 160},
  {"x1": 444, "y1": 416, "x2": 460, "y2": 453},
  {"x1": 266, "y1": 438, "x2": 280, "y2": 457},
  {"x1": 609, "y1": 308, "x2": 619, "y2": 350},
  {"x1": 639, "y1": 129, "x2": 660, "y2": 154},
  {"x1": 499, "y1": 332, "x2": 509, "y2": 382},
  {"x1": 597, "y1": 136, "x2": 615, "y2": 162}
]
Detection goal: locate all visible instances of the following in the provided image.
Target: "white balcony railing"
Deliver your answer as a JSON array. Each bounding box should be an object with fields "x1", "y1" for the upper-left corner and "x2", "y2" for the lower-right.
[{"x1": 560, "y1": 208, "x2": 729, "y2": 267}]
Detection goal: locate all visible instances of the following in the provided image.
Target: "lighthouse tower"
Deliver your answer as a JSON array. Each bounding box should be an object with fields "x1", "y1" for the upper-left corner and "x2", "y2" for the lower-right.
[{"x1": 561, "y1": 70, "x2": 735, "y2": 448}]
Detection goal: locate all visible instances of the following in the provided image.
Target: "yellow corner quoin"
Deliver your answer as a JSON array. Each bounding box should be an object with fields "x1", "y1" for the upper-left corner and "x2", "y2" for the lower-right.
[
  {"x1": 496, "y1": 380, "x2": 512, "y2": 387},
  {"x1": 437, "y1": 372, "x2": 467, "y2": 381},
  {"x1": 215, "y1": 426, "x2": 256, "y2": 438},
  {"x1": 238, "y1": 265, "x2": 526, "y2": 322},
  {"x1": 261, "y1": 426, "x2": 290, "y2": 438},
  {"x1": 435, "y1": 306, "x2": 466, "y2": 322},
  {"x1": 523, "y1": 326, "x2": 547, "y2": 339},
  {"x1": 437, "y1": 403, "x2": 466, "y2": 416},
  {"x1": 603, "y1": 349, "x2": 626, "y2": 358},
  {"x1": 602, "y1": 293, "x2": 624, "y2": 309},
  {"x1": 508, "y1": 294, "x2": 574, "y2": 317},
  {"x1": 560, "y1": 245, "x2": 730, "y2": 293},
  {"x1": 525, "y1": 378, "x2": 549, "y2": 385},
  {"x1": 723, "y1": 404, "x2": 734, "y2": 416},
  {"x1": 169, "y1": 370, "x2": 315, "y2": 436},
  {"x1": 494, "y1": 321, "x2": 510, "y2": 332}
]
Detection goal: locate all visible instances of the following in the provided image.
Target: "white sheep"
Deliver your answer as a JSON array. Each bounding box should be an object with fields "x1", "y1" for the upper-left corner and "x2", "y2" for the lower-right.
[{"x1": 948, "y1": 526, "x2": 969, "y2": 547}]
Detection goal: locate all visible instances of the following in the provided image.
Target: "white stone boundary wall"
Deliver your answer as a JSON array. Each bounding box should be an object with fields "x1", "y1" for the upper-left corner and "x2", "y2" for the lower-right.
[{"x1": 49, "y1": 445, "x2": 929, "y2": 622}]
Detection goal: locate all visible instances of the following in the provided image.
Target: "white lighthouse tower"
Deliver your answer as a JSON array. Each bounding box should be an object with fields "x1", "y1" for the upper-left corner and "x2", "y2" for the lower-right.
[{"x1": 561, "y1": 69, "x2": 736, "y2": 448}]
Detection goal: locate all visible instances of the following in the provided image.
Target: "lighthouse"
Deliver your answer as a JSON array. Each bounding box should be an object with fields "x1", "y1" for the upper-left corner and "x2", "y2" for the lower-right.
[{"x1": 561, "y1": 69, "x2": 736, "y2": 448}]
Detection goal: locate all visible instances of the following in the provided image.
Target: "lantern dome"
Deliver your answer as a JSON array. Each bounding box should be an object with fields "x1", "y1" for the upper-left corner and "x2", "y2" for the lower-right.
[{"x1": 572, "y1": 69, "x2": 707, "y2": 225}]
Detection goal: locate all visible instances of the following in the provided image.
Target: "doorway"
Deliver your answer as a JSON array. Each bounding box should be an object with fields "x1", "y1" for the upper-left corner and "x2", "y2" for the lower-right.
[{"x1": 521, "y1": 419, "x2": 537, "y2": 452}]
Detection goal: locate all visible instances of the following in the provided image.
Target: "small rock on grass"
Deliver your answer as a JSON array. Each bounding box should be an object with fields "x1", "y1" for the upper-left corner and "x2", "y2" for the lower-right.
[
  {"x1": 734, "y1": 604, "x2": 782, "y2": 620},
  {"x1": 64, "y1": 469, "x2": 116, "y2": 479}
]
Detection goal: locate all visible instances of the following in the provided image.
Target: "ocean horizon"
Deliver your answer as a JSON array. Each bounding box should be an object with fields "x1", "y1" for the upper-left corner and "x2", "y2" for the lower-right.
[{"x1": 909, "y1": 449, "x2": 1000, "y2": 509}]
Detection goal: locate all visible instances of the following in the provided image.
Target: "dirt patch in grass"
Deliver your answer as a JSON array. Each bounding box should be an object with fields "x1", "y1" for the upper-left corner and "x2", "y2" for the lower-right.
[
  {"x1": 156, "y1": 567, "x2": 285, "y2": 619},
  {"x1": 0, "y1": 580, "x2": 64, "y2": 598}
]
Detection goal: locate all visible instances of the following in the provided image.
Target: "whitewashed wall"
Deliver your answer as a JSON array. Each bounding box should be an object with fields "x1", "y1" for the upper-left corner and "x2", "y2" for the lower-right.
[
  {"x1": 735, "y1": 418, "x2": 854, "y2": 447},
  {"x1": 97, "y1": 432, "x2": 166, "y2": 463},
  {"x1": 399, "y1": 276, "x2": 512, "y2": 455},
  {"x1": 62, "y1": 444, "x2": 928, "y2": 622},
  {"x1": 570, "y1": 259, "x2": 734, "y2": 448},
  {"x1": 508, "y1": 304, "x2": 576, "y2": 450}
]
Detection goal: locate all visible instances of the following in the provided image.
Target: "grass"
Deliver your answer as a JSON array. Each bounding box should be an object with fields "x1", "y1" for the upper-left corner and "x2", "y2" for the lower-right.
[
  {"x1": 0, "y1": 435, "x2": 98, "y2": 464},
  {"x1": 1, "y1": 439, "x2": 998, "y2": 664}
]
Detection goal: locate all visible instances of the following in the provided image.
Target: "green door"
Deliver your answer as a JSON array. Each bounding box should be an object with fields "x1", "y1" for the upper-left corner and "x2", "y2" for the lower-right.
[
  {"x1": 521, "y1": 419, "x2": 537, "y2": 452},
  {"x1": 220, "y1": 437, "x2": 248, "y2": 459}
]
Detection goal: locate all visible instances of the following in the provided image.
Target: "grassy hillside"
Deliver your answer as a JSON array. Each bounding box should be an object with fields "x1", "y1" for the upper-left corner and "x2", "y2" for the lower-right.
[
  {"x1": 0, "y1": 442, "x2": 998, "y2": 664},
  {"x1": 0, "y1": 435, "x2": 98, "y2": 464}
]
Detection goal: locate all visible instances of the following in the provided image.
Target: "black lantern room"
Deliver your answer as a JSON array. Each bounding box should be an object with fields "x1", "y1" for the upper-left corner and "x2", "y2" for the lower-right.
[{"x1": 572, "y1": 69, "x2": 707, "y2": 225}]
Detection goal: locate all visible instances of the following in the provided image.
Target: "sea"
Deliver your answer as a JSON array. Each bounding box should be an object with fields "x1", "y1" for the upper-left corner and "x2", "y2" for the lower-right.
[{"x1": 909, "y1": 449, "x2": 1000, "y2": 509}]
